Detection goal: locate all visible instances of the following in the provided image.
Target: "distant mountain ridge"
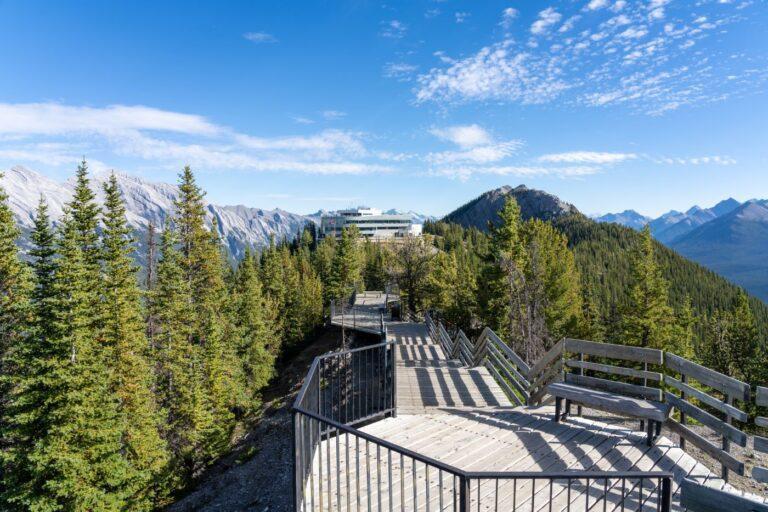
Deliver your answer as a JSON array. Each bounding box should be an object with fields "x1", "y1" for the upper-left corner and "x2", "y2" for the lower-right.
[
  {"x1": 596, "y1": 198, "x2": 741, "y2": 244},
  {"x1": 670, "y1": 200, "x2": 768, "y2": 301},
  {"x1": 443, "y1": 185, "x2": 579, "y2": 230},
  {"x1": 1, "y1": 166, "x2": 309, "y2": 262}
]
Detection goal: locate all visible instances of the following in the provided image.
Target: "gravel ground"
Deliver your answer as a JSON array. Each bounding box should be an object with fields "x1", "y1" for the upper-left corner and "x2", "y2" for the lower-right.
[{"x1": 166, "y1": 327, "x2": 349, "y2": 512}]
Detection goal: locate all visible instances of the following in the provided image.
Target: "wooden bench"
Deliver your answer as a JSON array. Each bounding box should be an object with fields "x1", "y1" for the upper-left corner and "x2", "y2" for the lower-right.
[{"x1": 547, "y1": 339, "x2": 670, "y2": 446}]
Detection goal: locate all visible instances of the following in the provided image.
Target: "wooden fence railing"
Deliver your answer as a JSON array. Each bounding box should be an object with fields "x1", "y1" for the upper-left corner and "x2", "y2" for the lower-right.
[{"x1": 424, "y1": 310, "x2": 768, "y2": 486}]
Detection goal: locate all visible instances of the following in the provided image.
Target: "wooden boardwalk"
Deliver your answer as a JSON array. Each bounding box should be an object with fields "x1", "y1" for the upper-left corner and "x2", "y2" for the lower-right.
[{"x1": 302, "y1": 319, "x2": 763, "y2": 511}]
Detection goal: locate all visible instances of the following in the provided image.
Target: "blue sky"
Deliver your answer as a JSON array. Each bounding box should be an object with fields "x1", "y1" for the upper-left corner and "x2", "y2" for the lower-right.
[{"x1": 0, "y1": 0, "x2": 765, "y2": 217}]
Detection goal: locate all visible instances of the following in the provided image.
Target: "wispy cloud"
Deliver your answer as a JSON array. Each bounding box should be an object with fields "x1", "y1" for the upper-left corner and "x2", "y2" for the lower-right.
[
  {"x1": 455, "y1": 12, "x2": 470, "y2": 24},
  {"x1": 531, "y1": 7, "x2": 562, "y2": 35},
  {"x1": 243, "y1": 31, "x2": 278, "y2": 44},
  {"x1": 383, "y1": 62, "x2": 419, "y2": 81},
  {"x1": 380, "y1": 20, "x2": 407, "y2": 39},
  {"x1": 500, "y1": 8, "x2": 519, "y2": 29},
  {"x1": 292, "y1": 116, "x2": 315, "y2": 125},
  {"x1": 538, "y1": 151, "x2": 637, "y2": 164},
  {"x1": 429, "y1": 124, "x2": 493, "y2": 148},
  {"x1": 414, "y1": 1, "x2": 766, "y2": 115},
  {"x1": 321, "y1": 110, "x2": 347, "y2": 120},
  {"x1": 428, "y1": 165, "x2": 600, "y2": 181},
  {"x1": 0, "y1": 102, "x2": 392, "y2": 176}
]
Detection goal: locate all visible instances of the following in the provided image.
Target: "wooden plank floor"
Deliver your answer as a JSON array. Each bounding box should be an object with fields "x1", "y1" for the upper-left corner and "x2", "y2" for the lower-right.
[
  {"x1": 304, "y1": 408, "x2": 747, "y2": 511},
  {"x1": 387, "y1": 322, "x2": 512, "y2": 413},
  {"x1": 299, "y1": 318, "x2": 765, "y2": 511}
]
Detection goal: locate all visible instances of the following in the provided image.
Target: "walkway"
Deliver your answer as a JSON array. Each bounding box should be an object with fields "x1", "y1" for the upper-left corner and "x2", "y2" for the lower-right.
[{"x1": 301, "y1": 317, "x2": 761, "y2": 511}]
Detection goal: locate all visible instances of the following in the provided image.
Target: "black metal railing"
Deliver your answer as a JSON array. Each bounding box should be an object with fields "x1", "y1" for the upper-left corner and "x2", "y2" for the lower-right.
[{"x1": 293, "y1": 340, "x2": 672, "y2": 512}]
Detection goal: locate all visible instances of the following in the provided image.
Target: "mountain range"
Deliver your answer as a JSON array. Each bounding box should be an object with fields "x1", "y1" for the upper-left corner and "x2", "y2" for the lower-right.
[
  {"x1": 596, "y1": 198, "x2": 768, "y2": 301},
  {"x1": 1, "y1": 166, "x2": 433, "y2": 264}
]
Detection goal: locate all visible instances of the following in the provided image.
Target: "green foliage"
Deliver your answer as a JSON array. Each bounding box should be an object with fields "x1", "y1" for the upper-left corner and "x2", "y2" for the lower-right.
[
  {"x1": 101, "y1": 175, "x2": 170, "y2": 508},
  {"x1": 328, "y1": 225, "x2": 362, "y2": 301},
  {"x1": 621, "y1": 226, "x2": 675, "y2": 349}
]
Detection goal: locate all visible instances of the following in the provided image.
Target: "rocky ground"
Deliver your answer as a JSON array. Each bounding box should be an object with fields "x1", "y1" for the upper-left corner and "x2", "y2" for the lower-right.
[{"x1": 166, "y1": 326, "x2": 347, "y2": 512}]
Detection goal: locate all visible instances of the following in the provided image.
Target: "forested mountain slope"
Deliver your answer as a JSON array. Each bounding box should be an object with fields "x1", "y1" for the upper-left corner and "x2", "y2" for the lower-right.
[
  {"x1": 555, "y1": 215, "x2": 768, "y2": 338},
  {"x1": 441, "y1": 185, "x2": 768, "y2": 339}
]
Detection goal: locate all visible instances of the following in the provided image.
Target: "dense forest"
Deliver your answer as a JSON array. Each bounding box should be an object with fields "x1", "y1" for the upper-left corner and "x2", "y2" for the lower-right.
[
  {"x1": 0, "y1": 163, "x2": 375, "y2": 511},
  {"x1": 0, "y1": 163, "x2": 766, "y2": 510}
]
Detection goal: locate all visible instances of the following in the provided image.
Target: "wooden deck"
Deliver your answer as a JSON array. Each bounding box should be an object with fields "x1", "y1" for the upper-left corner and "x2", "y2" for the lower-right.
[{"x1": 301, "y1": 319, "x2": 765, "y2": 511}]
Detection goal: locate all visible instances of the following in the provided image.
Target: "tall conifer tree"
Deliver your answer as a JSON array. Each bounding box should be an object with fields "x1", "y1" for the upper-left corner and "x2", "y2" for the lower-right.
[
  {"x1": 622, "y1": 226, "x2": 674, "y2": 349},
  {"x1": 101, "y1": 174, "x2": 169, "y2": 508}
]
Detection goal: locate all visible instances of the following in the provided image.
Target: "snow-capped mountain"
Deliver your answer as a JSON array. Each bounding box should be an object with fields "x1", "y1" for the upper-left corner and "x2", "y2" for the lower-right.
[{"x1": 1, "y1": 166, "x2": 309, "y2": 262}]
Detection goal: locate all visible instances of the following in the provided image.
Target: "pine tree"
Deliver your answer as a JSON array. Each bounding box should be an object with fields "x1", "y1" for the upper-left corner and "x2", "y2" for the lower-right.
[
  {"x1": 729, "y1": 291, "x2": 758, "y2": 382},
  {"x1": 173, "y1": 167, "x2": 239, "y2": 454},
  {"x1": 231, "y1": 250, "x2": 277, "y2": 405},
  {"x1": 622, "y1": 226, "x2": 674, "y2": 349},
  {"x1": 481, "y1": 197, "x2": 526, "y2": 337},
  {"x1": 579, "y1": 284, "x2": 605, "y2": 342},
  {"x1": 14, "y1": 205, "x2": 133, "y2": 510},
  {"x1": 0, "y1": 174, "x2": 33, "y2": 508},
  {"x1": 154, "y1": 223, "x2": 213, "y2": 478},
  {"x1": 101, "y1": 174, "x2": 170, "y2": 508},
  {"x1": 671, "y1": 296, "x2": 695, "y2": 360},
  {"x1": 328, "y1": 225, "x2": 362, "y2": 301}
]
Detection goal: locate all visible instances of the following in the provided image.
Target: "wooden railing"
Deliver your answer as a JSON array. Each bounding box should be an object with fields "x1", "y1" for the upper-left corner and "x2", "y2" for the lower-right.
[{"x1": 424, "y1": 310, "x2": 768, "y2": 486}]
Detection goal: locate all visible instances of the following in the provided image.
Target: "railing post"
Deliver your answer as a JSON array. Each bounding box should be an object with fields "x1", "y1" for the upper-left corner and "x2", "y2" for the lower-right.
[
  {"x1": 660, "y1": 475, "x2": 672, "y2": 512},
  {"x1": 458, "y1": 475, "x2": 470, "y2": 512},
  {"x1": 292, "y1": 411, "x2": 300, "y2": 512},
  {"x1": 391, "y1": 341, "x2": 397, "y2": 418}
]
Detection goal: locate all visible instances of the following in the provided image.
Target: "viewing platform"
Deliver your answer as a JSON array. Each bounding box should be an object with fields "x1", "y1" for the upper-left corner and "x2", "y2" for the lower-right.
[{"x1": 294, "y1": 296, "x2": 768, "y2": 511}]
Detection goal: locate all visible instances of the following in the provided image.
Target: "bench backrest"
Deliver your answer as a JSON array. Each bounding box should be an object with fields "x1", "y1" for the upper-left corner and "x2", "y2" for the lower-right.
[{"x1": 562, "y1": 338, "x2": 663, "y2": 401}]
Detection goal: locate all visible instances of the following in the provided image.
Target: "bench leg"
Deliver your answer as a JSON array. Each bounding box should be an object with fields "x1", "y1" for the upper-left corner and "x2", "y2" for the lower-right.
[
  {"x1": 655, "y1": 420, "x2": 662, "y2": 437},
  {"x1": 646, "y1": 420, "x2": 655, "y2": 447},
  {"x1": 564, "y1": 399, "x2": 572, "y2": 420},
  {"x1": 576, "y1": 405, "x2": 582, "y2": 417},
  {"x1": 554, "y1": 397, "x2": 562, "y2": 423}
]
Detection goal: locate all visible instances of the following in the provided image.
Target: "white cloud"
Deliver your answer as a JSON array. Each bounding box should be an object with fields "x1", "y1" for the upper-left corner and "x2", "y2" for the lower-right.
[
  {"x1": 425, "y1": 8, "x2": 441, "y2": 19},
  {"x1": 292, "y1": 116, "x2": 314, "y2": 125},
  {"x1": 538, "y1": 151, "x2": 637, "y2": 164},
  {"x1": 429, "y1": 124, "x2": 493, "y2": 148},
  {"x1": 531, "y1": 7, "x2": 562, "y2": 35},
  {"x1": 0, "y1": 102, "x2": 394, "y2": 176},
  {"x1": 321, "y1": 110, "x2": 347, "y2": 120},
  {"x1": 415, "y1": 0, "x2": 760, "y2": 114},
  {"x1": 428, "y1": 164, "x2": 600, "y2": 181},
  {"x1": 455, "y1": 12, "x2": 470, "y2": 23},
  {"x1": 380, "y1": 20, "x2": 407, "y2": 39},
  {"x1": 243, "y1": 32, "x2": 278, "y2": 44},
  {"x1": 428, "y1": 141, "x2": 523, "y2": 165},
  {"x1": 416, "y1": 41, "x2": 571, "y2": 105},
  {"x1": 500, "y1": 8, "x2": 519, "y2": 29},
  {"x1": 383, "y1": 62, "x2": 419, "y2": 81},
  {"x1": 0, "y1": 103, "x2": 221, "y2": 137},
  {"x1": 586, "y1": 0, "x2": 609, "y2": 11},
  {"x1": 655, "y1": 155, "x2": 737, "y2": 165}
]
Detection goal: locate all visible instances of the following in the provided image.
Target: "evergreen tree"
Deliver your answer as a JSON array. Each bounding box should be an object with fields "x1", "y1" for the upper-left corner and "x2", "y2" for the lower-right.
[
  {"x1": 481, "y1": 197, "x2": 526, "y2": 337},
  {"x1": 101, "y1": 174, "x2": 169, "y2": 508},
  {"x1": 154, "y1": 224, "x2": 213, "y2": 477},
  {"x1": 328, "y1": 225, "x2": 362, "y2": 301},
  {"x1": 729, "y1": 291, "x2": 758, "y2": 382},
  {"x1": 17, "y1": 208, "x2": 133, "y2": 510},
  {"x1": 671, "y1": 296, "x2": 695, "y2": 360},
  {"x1": 173, "y1": 167, "x2": 239, "y2": 454},
  {"x1": 231, "y1": 250, "x2": 277, "y2": 405},
  {"x1": 622, "y1": 226, "x2": 674, "y2": 349},
  {"x1": 579, "y1": 284, "x2": 605, "y2": 342},
  {"x1": 0, "y1": 175, "x2": 33, "y2": 508}
]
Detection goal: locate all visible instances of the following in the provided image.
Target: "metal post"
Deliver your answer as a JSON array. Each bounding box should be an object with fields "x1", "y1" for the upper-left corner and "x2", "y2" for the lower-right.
[
  {"x1": 660, "y1": 476, "x2": 672, "y2": 512},
  {"x1": 292, "y1": 411, "x2": 300, "y2": 512},
  {"x1": 392, "y1": 342, "x2": 398, "y2": 417},
  {"x1": 459, "y1": 475, "x2": 470, "y2": 512}
]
